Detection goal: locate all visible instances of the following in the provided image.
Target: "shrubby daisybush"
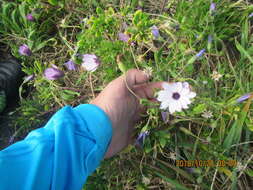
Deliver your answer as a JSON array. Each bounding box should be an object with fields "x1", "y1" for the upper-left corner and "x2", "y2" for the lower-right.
[
  {"x1": 82, "y1": 54, "x2": 100, "y2": 72},
  {"x1": 157, "y1": 82, "x2": 196, "y2": 114},
  {"x1": 44, "y1": 65, "x2": 64, "y2": 80},
  {"x1": 64, "y1": 60, "x2": 77, "y2": 71},
  {"x1": 19, "y1": 44, "x2": 31, "y2": 56}
]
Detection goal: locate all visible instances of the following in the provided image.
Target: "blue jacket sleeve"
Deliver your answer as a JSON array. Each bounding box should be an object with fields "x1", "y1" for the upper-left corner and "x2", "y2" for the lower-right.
[{"x1": 0, "y1": 104, "x2": 112, "y2": 190}]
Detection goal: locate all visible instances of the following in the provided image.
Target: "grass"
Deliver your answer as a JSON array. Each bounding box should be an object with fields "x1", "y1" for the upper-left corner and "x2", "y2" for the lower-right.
[{"x1": 0, "y1": 0, "x2": 253, "y2": 189}]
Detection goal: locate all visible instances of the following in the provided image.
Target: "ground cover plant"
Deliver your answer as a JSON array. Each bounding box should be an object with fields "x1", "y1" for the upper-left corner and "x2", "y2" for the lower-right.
[{"x1": 0, "y1": 0, "x2": 253, "y2": 189}]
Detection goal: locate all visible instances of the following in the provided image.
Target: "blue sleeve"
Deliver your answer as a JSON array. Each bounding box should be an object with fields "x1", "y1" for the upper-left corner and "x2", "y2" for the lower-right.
[{"x1": 0, "y1": 104, "x2": 112, "y2": 190}]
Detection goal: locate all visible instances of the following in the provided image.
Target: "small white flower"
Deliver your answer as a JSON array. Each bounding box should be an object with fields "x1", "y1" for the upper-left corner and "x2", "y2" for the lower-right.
[
  {"x1": 211, "y1": 71, "x2": 222, "y2": 81},
  {"x1": 157, "y1": 82, "x2": 196, "y2": 114},
  {"x1": 201, "y1": 110, "x2": 213, "y2": 119},
  {"x1": 169, "y1": 152, "x2": 177, "y2": 160},
  {"x1": 236, "y1": 162, "x2": 244, "y2": 171},
  {"x1": 143, "y1": 67, "x2": 153, "y2": 78},
  {"x1": 82, "y1": 54, "x2": 100, "y2": 72}
]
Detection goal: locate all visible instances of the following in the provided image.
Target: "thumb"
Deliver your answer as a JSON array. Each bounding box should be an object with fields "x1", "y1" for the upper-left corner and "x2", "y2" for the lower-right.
[{"x1": 125, "y1": 69, "x2": 149, "y2": 89}]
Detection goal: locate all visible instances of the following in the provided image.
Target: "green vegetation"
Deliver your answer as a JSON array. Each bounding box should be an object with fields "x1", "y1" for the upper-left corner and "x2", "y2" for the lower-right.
[{"x1": 0, "y1": 0, "x2": 252, "y2": 189}]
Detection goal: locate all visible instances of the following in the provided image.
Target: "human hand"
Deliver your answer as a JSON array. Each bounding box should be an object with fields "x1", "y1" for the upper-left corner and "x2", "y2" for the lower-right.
[{"x1": 90, "y1": 69, "x2": 162, "y2": 158}]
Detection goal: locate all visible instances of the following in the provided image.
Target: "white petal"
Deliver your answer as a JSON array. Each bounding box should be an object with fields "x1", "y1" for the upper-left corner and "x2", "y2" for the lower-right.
[
  {"x1": 160, "y1": 101, "x2": 170, "y2": 110},
  {"x1": 181, "y1": 97, "x2": 191, "y2": 105},
  {"x1": 182, "y1": 82, "x2": 189, "y2": 89},
  {"x1": 174, "y1": 102, "x2": 183, "y2": 112},
  {"x1": 180, "y1": 98, "x2": 189, "y2": 109},
  {"x1": 169, "y1": 104, "x2": 176, "y2": 114},
  {"x1": 181, "y1": 87, "x2": 190, "y2": 95},
  {"x1": 170, "y1": 82, "x2": 182, "y2": 92},
  {"x1": 157, "y1": 90, "x2": 169, "y2": 101},
  {"x1": 188, "y1": 92, "x2": 196, "y2": 98},
  {"x1": 162, "y1": 82, "x2": 171, "y2": 90},
  {"x1": 168, "y1": 101, "x2": 179, "y2": 114}
]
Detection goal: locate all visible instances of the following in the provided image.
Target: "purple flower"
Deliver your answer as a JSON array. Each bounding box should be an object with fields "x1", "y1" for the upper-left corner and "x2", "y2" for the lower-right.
[
  {"x1": 196, "y1": 49, "x2": 206, "y2": 58},
  {"x1": 249, "y1": 13, "x2": 253, "y2": 18},
  {"x1": 26, "y1": 14, "x2": 34, "y2": 21},
  {"x1": 24, "y1": 74, "x2": 35, "y2": 82},
  {"x1": 208, "y1": 35, "x2": 213, "y2": 43},
  {"x1": 151, "y1": 25, "x2": 160, "y2": 39},
  {"x1": 18, "y1": 44, "x2": 31, "y2": 56},
  {"x1": 44, "y1": 65, "x2": 64, "y2": 80},
  {"x1": 135, "y1": 131, "x2": 150, "y2": 147},
  {"x1": 161, "y1": 111, "x2": 168, "y2": 123},
  {"x1": 236, "y1": 93, "x2": 252, "y2": 103},
  {"x1": 118, "y1": 33, "x2": 130, "y2": 42},
  {"x1": 210, "y1": 3, "x2": 216, "y2": 12},
  {"x1": 64, "y1": 60, "x2": 77, "y2": 71},
  {"x1": 82, "y1": 54, "x2": 100, "y2": 72}
]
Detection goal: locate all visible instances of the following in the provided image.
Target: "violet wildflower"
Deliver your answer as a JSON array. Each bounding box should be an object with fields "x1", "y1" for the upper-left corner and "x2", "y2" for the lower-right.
[
  {"x1": 44, "y1": 65, "x2": 64, "y2": 80},
  {"x1": 82, "y1": 54, "x2": 100, "y2": 72},
  {"x1": 118, "y1": 33, "x2": 130, "y2": 42},
  {"x1": 151, "y1": 25, "x2": 160, "y2": 39},
  {"x1": 236, "y1": 93, "x2": 252, "y2": 103},
  {"x1": 24, "y1": 74, "x2": 35, "y2": 82},
  {"x1": 64, "y1": 60, "x2": 77, "y2": 71},
  {"x1": 136, "y1": 131, "x2": 150, "y2": 147},
  {"x1": 18, "y1": 44, "x2": 31, "y2": 56},
  {"x1": 196, "y1": 49, "x2": 206, "y2": 58},
  {"x1": 210, "y1": 2, "x2": 216, "y2": 12},
  {"x1": 161, "y1": 111, "x2": 169, "y2": 123},
  {"x1": 249, "y1": 13, "x2": 253, "y2": 18},
  {"x1": 26, "y1": 14, "x2": 34, "y2": 21}
]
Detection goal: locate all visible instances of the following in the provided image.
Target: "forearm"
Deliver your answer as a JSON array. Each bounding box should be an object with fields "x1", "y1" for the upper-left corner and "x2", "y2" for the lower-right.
[{"x1": 0, "y1": 104, "x2": 112, "y2": 190}]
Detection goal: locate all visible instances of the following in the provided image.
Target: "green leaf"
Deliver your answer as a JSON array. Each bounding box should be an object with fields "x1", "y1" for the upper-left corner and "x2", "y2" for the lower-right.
[
  {"x1": 154, "y1": 172, "x2": 191, "y2": 190},
  {"x1": 192, "y1": 104, "x2": 207, "y2": 114},
  {"x1": 223, "y1": 96, "x2": 252, "y2": 149}
]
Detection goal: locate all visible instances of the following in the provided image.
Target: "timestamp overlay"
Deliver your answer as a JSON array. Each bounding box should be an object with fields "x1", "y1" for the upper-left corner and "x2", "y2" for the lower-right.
[{"x1": 176, "y1": 160, "x2": 237, "y2": 167}]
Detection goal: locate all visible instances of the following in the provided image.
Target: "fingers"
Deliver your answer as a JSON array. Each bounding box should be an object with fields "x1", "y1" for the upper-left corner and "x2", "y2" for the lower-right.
[
  {"x1": 135, "y1": 82, "x2": 163, "y2": 100},
  {"x1": 125, "y1": 69, "x2": 150, "y2": 89}
]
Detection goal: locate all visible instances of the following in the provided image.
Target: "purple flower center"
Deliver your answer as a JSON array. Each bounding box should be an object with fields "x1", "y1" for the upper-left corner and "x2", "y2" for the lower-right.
[{"x1": 172, "y1": 92, "x2": 180, "y2": 100}]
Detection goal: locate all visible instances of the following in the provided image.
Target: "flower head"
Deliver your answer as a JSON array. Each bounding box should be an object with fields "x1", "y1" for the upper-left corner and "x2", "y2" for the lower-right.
[
  {"x1": 210, "y1": 2, "x2": 216, "y2": 12},
  {"x1": 18, "y1": 44, "x2": 31, "y2": 56},
  {"x1": 26, "y1": 13, "x2": 34, "y2": 21},
  {"x1": 44, "y1": 65, "x2": 64, "y2": 80},
  {"x1": 136, "y1": 131, "x2": 150, "y2": 147},
  {"x1": 236, "y1": 93, "x2": 252, "y2": 103},
  {"x1": 161, "y1": 111, "x2": 169, "y2": 123},
  {"x1": 143, "y1": 67, "x2": 153, "y2": 78},
  {"x1": 64, "y1": 60, "x2": 77, "y2": 71},
  {"x1": 196, "y1": 49, "x2": 206, "y2": 58},
  {"x1": 118, "y1": 32, "x2": 130, "y2": 42},
  {"x1": 82, "y1": 54, "x2": 100, "y2": 72},
  {"x1": 151, "y1": 25, "x2": 160, "y2": 39},
  {"x1": 157, "y1": 82, "x2": 196, "y2": 114},
  {"x1": 249, "y1": 13, "x2": 253, "y2": 18},
  {"x1": 201, "y1": 110, "x2": 213, "y2": 119},
  {"x1": 211, "y1": 71, "x2": 222, "y2": 81}
]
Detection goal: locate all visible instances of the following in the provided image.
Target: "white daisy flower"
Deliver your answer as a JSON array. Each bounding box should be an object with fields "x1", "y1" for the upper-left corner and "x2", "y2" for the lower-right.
[
  {"x1": 157, "y1": 82, "x2": 196, "y2": 114},
  {"x1": 82, "y1": 54, "x2": 100, "y2": 72}
]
